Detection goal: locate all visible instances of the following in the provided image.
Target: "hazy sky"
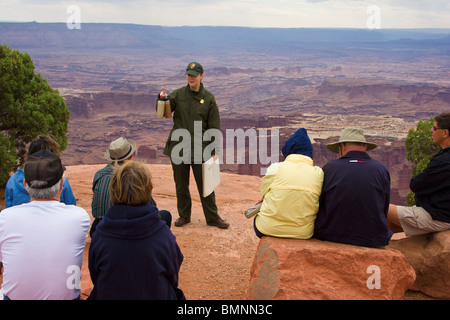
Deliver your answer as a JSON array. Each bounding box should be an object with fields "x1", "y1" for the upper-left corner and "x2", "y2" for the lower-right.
[{"x1": 1, "y1": 0, "x2": 449, "y2": 28}]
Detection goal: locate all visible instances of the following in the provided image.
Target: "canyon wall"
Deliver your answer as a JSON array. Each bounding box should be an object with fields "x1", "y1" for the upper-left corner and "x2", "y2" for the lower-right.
[
  {"x1": 62, "y1": 84, "x2": 423, "y2": 205},
  {"x1": 3, "y1": 23, "x2": 447, "y2": 208}
]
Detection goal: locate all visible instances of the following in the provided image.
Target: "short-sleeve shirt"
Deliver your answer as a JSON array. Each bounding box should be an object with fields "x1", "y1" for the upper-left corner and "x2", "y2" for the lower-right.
[{"x1": 0, "y1": 201, "x2": 90, "y2": 299}]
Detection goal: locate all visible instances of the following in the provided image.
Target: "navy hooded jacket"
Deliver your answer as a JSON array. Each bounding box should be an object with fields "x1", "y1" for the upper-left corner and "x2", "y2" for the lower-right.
[{"x1": 88, "y1": 204, "x2": 185, "y2": 300}]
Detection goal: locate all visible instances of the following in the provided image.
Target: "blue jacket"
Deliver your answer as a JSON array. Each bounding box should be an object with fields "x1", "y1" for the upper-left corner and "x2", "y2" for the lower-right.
[
  {"x1": 314, "y1": 151, "x2": 392, "y2": 247},
  {"x1": 88, "y1": 204, "x2": 185, "y2": 300},
  {"x1": 4, "y1": 168, "x2": 76, "y2": 208}
]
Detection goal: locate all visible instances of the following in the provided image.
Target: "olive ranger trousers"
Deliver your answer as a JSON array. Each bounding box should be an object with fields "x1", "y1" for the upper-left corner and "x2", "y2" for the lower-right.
[{"x1": 171, "y1": 162, "x2": 221, "y2": 223}]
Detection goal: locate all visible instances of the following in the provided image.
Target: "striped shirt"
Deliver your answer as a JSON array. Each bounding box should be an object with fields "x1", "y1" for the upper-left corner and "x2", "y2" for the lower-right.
[
  {"x1": 91, "y1": 163, "x2": 157, "y2": 219},
  {"x1": 91, "y1": 164, "x2": 115, "y2": 219}
]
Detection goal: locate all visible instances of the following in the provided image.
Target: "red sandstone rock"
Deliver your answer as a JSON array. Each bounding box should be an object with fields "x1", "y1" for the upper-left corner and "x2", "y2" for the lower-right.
[
  {"x1": 247, "y1": 237, "x2": 415, "y2": 300},
  {"x1": 137, "y1": 145, "x2": 157, "y2": 159},
  {"x1": 389, "y1": 230, "x2": 450, "y2": 300}
]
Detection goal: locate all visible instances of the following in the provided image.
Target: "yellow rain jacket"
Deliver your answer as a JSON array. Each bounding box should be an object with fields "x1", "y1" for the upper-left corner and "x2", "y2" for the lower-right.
[{"x1": 255, "y1": 154, "x2": 324, "y2": 239}]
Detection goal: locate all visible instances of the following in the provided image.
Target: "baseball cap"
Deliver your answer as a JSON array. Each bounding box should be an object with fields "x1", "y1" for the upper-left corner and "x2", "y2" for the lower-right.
[
  {"x1": 185, "y1": 62, "x2": 203, "y2": 76},
  {"x1": 24, "y1": 150, "x2": 64, "y2": 189}
]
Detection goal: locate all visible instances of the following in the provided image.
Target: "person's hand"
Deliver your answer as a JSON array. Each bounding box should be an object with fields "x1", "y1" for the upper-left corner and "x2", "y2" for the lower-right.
[{"x1": 159, "y1": 86, "x2": 168, "y2": 99}]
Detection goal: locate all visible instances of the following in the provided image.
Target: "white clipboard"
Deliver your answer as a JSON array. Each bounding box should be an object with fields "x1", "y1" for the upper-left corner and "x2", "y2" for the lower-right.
[{"x1": 202, "y1": 157, "x2": 220, "y2": 197}]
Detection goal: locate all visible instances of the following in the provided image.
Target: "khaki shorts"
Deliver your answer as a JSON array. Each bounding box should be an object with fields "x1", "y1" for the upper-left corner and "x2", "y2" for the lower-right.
[{"x1": 397, "y1": 206, "x2": 450, "y2": 236}]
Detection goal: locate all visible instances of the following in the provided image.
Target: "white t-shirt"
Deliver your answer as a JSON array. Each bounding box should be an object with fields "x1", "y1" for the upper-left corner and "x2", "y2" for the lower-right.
[{"x1": 0, "y1": 201, "x2": 90, "y2": 300}]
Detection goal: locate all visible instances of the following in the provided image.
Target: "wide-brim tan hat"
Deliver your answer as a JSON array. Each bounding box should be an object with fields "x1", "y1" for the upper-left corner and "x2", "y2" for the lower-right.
[
  {"x1": 104, "y1": 137, "x2": 136, "y2": 161},
  {"x1": 327, "y1": 127, "x2": 377, "y2": 153}
]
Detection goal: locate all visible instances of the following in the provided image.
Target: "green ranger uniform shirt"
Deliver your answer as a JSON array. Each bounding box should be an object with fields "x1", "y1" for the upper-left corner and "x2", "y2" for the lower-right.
[{"x1": 163, "y1": 83, "x2": 221, "y2": 164}]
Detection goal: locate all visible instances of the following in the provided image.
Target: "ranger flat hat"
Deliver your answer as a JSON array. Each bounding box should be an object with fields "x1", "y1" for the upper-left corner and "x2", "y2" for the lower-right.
[{"x1": 327, "y1": 127, "x2": 377, "y2": 153}]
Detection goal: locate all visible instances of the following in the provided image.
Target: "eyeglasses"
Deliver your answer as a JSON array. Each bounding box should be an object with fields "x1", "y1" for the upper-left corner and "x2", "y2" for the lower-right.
[{"x1": 432, "y1": 126, "x2": 445, "y2": 131}]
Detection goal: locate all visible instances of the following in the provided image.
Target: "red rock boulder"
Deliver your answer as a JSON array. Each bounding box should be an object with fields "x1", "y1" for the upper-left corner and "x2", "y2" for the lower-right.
[
  {"x1": 247, "y1": 237, "x2": 415, "y2": 300},
  {"x1": 388, "y1": 230, "x2": 450, "y2": 300}
]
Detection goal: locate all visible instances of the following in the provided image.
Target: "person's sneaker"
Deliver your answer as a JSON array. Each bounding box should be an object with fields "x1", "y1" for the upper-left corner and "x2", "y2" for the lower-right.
[
  {"x1": 207, "y1": 219, "x2": 230, "y2": 229},
  {"x1": 174, "y1": 217, "x2": 191, "y2": 227}
]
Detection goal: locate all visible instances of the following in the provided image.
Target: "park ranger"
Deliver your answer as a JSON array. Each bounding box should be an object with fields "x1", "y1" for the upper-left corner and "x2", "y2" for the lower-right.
[{"x1": 159, "y1": 62, "x2": 229, "y2": 229}]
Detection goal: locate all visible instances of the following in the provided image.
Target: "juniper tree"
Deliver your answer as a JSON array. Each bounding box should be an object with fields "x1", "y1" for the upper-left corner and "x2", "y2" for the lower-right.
[
  {"x1": 0, "y1": 44, "x2": 69, "y2": 187},
  {"x1": 404, "y1": 116, "x2": 440, "y2": 206}
]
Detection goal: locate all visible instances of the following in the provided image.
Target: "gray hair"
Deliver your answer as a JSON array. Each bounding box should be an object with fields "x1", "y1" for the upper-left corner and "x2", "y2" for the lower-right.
[{"x1": 25, "y1": 178, "x2": 63, "y2": 200}]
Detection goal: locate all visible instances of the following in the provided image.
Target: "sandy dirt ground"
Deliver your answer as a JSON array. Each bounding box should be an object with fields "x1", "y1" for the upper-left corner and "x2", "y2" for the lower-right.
[{"x1": 67, "y1": 164, "x2": 262, "y2": 300}]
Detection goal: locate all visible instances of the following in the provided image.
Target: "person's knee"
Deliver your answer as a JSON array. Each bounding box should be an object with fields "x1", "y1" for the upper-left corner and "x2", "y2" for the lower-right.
[
  {"x1": 159, "y1": 210, "x2": 172, "y2": 228},
  {"x1": 387, "y1": 204, "x2": 403, "y2": 232},
  {"x1": 387, "y1": 204, "x2": 398, "y2": 222}
]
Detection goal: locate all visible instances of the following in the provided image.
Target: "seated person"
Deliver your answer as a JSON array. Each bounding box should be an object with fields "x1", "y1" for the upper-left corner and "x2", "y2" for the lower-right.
[
  {"x1": 387, "y1": 112, "x2": 450, "y2": 236},
  {"x1": 5, "y1": 134, "x2": 76, "y2": 208},
  {"x1": 88, "y1": 160, "x2": 184, "y2": 300},
  {"x1": 0, "y1": 150, "x2": 90, "y2": 300},
  {"x1": 90, "y1": 136, "x2": 170, "y2": 237},
  {"x1": 254, "y1": 128, "x2": 324, "y2": 239},
  {"x1": 314, "y1": 127, "x2": 392, "y2": 247}
]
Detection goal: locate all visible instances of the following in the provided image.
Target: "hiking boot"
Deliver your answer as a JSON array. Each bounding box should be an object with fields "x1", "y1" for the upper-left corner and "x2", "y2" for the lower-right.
[
  {"x1": 207, "y1": 219, "x2": 230, "y2": 229},
  {"x1": 174, "y1": 217, "x2": 191, "y2": 227}
]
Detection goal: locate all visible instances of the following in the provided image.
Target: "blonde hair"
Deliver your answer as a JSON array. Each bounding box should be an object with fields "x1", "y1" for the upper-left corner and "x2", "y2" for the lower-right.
[{"x1": 110, "y1": 161, "x2": 153, "y2": 206}]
